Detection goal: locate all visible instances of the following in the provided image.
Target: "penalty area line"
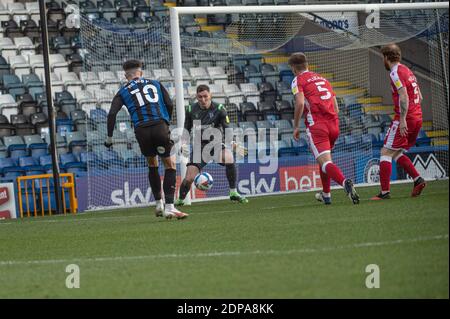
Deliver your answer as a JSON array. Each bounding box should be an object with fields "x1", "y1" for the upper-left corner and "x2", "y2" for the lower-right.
[{"x1": 0, "y1": 234, "x2": 447, "y2": 267}]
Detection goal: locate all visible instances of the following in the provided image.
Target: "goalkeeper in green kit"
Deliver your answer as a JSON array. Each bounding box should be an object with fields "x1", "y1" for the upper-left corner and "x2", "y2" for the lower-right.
[{"x1": 176, "y1": 85, "x2": 249, "y2": 205}]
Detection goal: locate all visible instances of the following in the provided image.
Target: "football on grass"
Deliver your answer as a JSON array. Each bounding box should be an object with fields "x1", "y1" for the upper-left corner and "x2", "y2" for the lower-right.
[{"x1": 194, "y1": 172, "x2": 213, "y2": 191}]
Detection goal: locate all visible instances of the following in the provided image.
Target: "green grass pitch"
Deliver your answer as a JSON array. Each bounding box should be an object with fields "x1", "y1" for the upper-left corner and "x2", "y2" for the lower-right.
[{"x1": 0, "y1": 180, "x2": 448, "y2": 298}]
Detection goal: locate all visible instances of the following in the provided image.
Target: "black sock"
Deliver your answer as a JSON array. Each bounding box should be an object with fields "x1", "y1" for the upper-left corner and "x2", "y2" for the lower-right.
[
  {"x1": 163, "y1": 169, "x2": 176, "y2": 204},
  {"x1": 179, "y1": 179, "x2": 192, "y2": 201},
  {"x1": 148, "y1": 167, "x2": 162, "y2": 201},
  {"x1": 225, "y1": 164, "x2": 236, "y2": 189}
]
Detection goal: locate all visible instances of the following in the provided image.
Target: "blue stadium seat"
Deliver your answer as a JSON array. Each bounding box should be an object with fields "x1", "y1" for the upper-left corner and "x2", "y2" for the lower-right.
[
  {"x1": 56, "y1": 119, "x2": 74, "y2": 135},
  {"x1": 39, "y1": 154, "x2": 54, "y2": 173},
  {"x1": 0, "y1": 157, "x2": 24, "y2": 177},
  {"x1": 79, "y1": 151, "x2": 100, "y2": 167},
  {"x1": 416, "y1": 130, "x2": 431, "y2": 146},
  {"x1": 60, "y1": 153, "x2": 86, "y2": 174},
  {"x1": 243, "y1": 64, "x2": 263, "y2": 85},
  {"x1": 344, "y1": 135, "x2": 360, "y2": 147},
  {"x1": 278, "y1": 63, "x2": 294, "y2": 84},
  {"x1": 99, "y1": 150, "x2": 123, "y2": 168},
  {"x1": 90, "y1": 108, "x2": 108, "y2": 125},
  {"x1": 291, "y1": 137, "x2": 308, "y2": 153},
  {"x1": 3, "y1": 135, "x2": 27, "y2": 158},
  {"x1": 23, "y1": 135, "x2": 48, "y2": 160},
  {"x1": 19, "y1": 156, "x2": 46, "y2": 175}
]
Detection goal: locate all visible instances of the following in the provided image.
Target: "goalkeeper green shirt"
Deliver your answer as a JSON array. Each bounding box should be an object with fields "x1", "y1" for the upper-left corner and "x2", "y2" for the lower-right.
[{"x1": 184, "y1": 101, "x2": 230, "y2": 142}]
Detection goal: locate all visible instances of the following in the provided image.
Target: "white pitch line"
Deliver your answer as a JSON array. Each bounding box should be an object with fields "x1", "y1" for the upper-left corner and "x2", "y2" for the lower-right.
[
  {"x1": 0, "y1": 234, "x2": 447, "y2": 267},
  {"x1": 0, "y1": 188, "x2": 447, "y2": 226}
]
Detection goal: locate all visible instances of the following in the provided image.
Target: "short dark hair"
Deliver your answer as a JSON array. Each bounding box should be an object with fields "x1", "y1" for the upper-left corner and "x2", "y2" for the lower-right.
[
  {"x1": 122, "y1": 59, "x2": 143, "y2": 71},
  {"x1": 196, "y1": 84, "x2": 210, "y2": 94},
  {"x1": 288, "y1": 52, "x2": 308, "y2": 72},
  {"x1": 381, "y1": 44, "x2": 401, "y2": 63}
]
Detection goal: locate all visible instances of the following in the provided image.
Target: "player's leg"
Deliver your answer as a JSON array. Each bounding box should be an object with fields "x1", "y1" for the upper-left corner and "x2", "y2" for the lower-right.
[
  {"x1": 372, "y1": 147, "x2": 397, "y2": 200},
  {"x1": 316, "y1": 165, "x2": 331, "y2": 205},
  {"x1": 395, "y1": 120, "x2": 426, "y2": 196},
  {"x1": 135, "y1": 126, "x2": 165, "y2": 216},
  {"x1": 308, "y1": 123, "x2": 359, "y2": 204},
  {"x1": 160, "y1": 155, "x2": 188, "y2": 219},
  {"x1": 219, "y1": 147, "x2": 248, "y2": 203},
  {"x1": 146, "y1": 156, "x2": 164, "y2": 217},
  {"x1": 317, "y1": 152, "x2": 359, "y2": 204},
  {"x1": 176, "y1": 164, "x2": 200, "y2": 206},
  {"x1": 373, "y1": 120, "x2": 408, "y2": 200}
]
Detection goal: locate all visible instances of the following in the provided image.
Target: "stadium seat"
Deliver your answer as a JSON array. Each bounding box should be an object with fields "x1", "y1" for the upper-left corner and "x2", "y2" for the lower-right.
[
  {"x1": 99, "y1": 149, "x2": 123, "y2": 169},
  {"x1": 66, "y1": 131, "x2": 87, "y2": 156},
  {"x1": 256, "y1": 120, "x2": 274, "y2": 133},
  {"x1": 60, "y1": 153, "x2": 85, "y2": 170},
  {"x1": 0, "y1": 37, "x2": 18, "y2": 62},
  {"x1": 291, "y1": 137, "x2": 308, "y2": 153},
  {"x1": 189, "y1": 67, "x2": 210, "y2": 86},
  {"x1": 23, "y1": 133, "x2": 47, "y2": 147},
  {"x1": 240, "y1": 102, "x2": 261, "y2": 122},
  {"x1": 274, "y1": 119, "x2": 293, "y2": 136},
  {"x1": 3, "y1": 135, "x2": 27, "y2": 158},
  {"x1": 207, "y1": 66, "x2": 228, "y2": 86},
  {"x1": 239, "y1": 83, "x2": 260, "y2": 106},
  {"x1": 278, "y1": 63, "x2": 294, "y2": 84},
  {"x1": 13, "y1": 36, "x2": 35, "y2": 56},
  {"x1": 60, "y1": 72, "x2": 83, "y2": 96},
  {"x1": 79, "y1": 71, "x2": 102, "y2": 92},
  {"x1": 21, "y1": 18, "x2": 40, "y2": 39},
  {"x1": 52, "y1": 36, "x2": 74, "y2": 57},
  {"x1": 0, "y1": 56, "x2": 10, "y2": 77},
  {"x1": 0, "y1": 157, "x2": 24, "y2": 178},
  {"x1": 260, "y1": 63, "x2": 279, "y2": 87},
  {"x1": 243, "y1": 64, "x2": 263, "y2": 85},
  {"x1": 259, "y1": 82, "x2": 277, "y2": 103},
  {"x1": 19, "y1": 156, "x2": 45, "y2": 174},
  {"x1": 416, "y1": 130, "x2": 431, "y2": 146},
  {"x1": 8, "y1": 54, "x2": 31, "y2": 78}
]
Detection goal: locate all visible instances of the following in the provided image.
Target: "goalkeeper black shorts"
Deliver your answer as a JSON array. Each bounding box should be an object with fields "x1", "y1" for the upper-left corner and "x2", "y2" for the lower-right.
[
  {"x1": 135, "y1": 120, "x2": 174, "y2": 158},
  {"x1": 187, "y1": 142, "x2": 227, "y2": 170}
]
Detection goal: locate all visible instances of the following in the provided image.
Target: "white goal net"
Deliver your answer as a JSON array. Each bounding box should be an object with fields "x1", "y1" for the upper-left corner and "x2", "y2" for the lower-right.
[{"x1": 76, "y1": 2, "x2": 448, "y2": 210}]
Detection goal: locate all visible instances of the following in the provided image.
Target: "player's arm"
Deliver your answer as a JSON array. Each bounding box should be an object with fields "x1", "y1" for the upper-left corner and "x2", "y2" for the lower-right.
[
  {"x1": 105, "y1": 94, "x2": 124, "y2": 148},
  {"x1": 293, "y1": 91, "x2": 305, "y2": 141},
  {"x1": 333, "y1": 96, "x2": 339, "y2": 114},
  {"x1": 398, "y1": 87, "x2": 409, "y2": 136},
  {"x1": 160, "y1": 83, "x2": 173, "y2": 119},
  {"x1": 184, "y1": 105, "x2": 193, "y2": 135},
  {"x1": 179, "y1": 105, "x2": 193, "y2": 157},
  {"x1": 219, "y1": 105, "x2": 247, "y2": 156},
  {"x1": 390, "y1": 69, "x2": 409, "y2": 137},
  {"x1": 418, "y1": 86, "x2": 423, "y2": 104}
]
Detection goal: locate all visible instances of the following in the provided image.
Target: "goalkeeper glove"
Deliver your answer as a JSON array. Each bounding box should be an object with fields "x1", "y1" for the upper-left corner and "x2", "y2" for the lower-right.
[
  {"x1": 104, "y1": 136, "x2": 113, "y2": 148},
  {"x1": 180, "y1": 143, "x2": 190, "y2": 157},
  {"x1": 232, "y1": 141, "x2": 248, "y2": 157}
]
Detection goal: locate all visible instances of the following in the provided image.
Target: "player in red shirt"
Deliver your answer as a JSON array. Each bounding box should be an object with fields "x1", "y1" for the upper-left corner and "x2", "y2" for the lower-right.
[
  {"x1": 372, "y1": 44, "x2": 426, "y2": 200},
  {"x1": 289, "y1": 52, "x2": 360, "y2": 205}
]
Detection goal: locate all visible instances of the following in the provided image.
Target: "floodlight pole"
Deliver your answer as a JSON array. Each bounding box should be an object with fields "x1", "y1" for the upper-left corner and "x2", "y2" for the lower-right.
[{"x1": 39, "y1": 0, "x2": 63, "y2": 214}]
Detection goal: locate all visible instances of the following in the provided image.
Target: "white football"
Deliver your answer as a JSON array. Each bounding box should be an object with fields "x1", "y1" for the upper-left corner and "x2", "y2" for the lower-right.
[{"x1": 194, "y1": 172, "x2": 214, "y2": 191}]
